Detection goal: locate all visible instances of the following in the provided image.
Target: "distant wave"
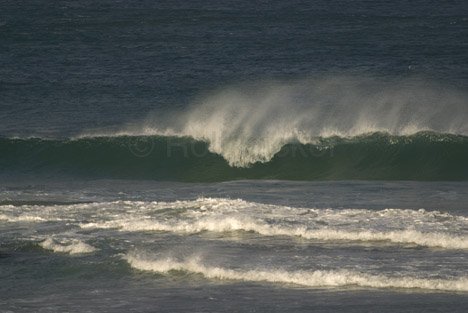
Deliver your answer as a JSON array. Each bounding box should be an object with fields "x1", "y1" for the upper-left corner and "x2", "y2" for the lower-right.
[
  {"x1": 125, "y1": 254, "x2": 468, "y2": 291},
  {"x1": 1, "y1": 132, "x2": 468, "y2": 181}
]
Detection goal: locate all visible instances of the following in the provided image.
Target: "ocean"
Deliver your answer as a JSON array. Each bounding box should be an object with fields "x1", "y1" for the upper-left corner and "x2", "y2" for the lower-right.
[{"x1": 1, "y1": 0, "x2": 467, "y2": 312}]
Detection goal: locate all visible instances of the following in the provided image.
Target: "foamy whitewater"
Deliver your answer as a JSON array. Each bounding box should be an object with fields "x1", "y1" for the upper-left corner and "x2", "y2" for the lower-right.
[
  {"x1": 77, "y1": 198, "x2": 468, "y2": 250},
  {"x1": 2, "y1": 180, "x2": 468, "y2": 312},
  {"x1": 124, "y1": 254, "x2": 468, "y2": 292}
]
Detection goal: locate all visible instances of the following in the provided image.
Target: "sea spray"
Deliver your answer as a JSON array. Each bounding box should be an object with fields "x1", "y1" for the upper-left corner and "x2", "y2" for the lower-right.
[{"x1": 106, "y1": 77, "x2": 468, "y2": 166}]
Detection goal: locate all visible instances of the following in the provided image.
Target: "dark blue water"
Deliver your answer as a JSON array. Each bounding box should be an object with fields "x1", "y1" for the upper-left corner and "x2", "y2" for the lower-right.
[
  {"x1": 1, "y1": 1, "x2": 468, "y2": 312},
  {"x1": 1, "y1": 0, "x2": 467, "y2": 136}
]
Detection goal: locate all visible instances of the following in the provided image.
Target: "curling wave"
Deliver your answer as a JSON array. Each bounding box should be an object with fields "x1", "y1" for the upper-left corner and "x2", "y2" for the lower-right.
[
  {"x1": 125, "y1": 254, "x2": 468, "y2": 291},
  {"x1": 93, "y1": 77, "x2": 468, "y2": 166},
  {"x1": 1, "y1": 132, "x2": 468, "y2": 181}
]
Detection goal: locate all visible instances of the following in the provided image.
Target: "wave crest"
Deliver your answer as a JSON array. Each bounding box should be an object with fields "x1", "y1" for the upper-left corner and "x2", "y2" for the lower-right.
[
  {"x1": 99, "y1": 77, "x2": 468, "y2": 167},
  {"x1": 124, "y1": 254, "x2": 468, "y2": 291},
  {"x1": 81, "y1": 216, "x2": 468, "y2": 250},
  {"x1": 78, "y1": 197, "x2": 468, "y2": 250}
]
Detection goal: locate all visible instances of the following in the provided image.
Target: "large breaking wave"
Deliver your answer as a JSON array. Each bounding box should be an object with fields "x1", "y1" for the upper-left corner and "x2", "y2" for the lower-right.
[
  {"x1": 1, "y1": 132, "x2": 467, "y2": 181},
  {"x1": 3, "y1": 77, "x2": 468, "y2": 181}
]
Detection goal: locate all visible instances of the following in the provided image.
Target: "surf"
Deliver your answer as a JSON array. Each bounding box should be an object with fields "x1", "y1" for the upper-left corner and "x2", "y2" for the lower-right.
[
  {"x1": 3, "y1": 197, "x2": 466, "y2": 250},
  {"x1": 124, "y1": 254, "x2": 468, "y2": 292}
]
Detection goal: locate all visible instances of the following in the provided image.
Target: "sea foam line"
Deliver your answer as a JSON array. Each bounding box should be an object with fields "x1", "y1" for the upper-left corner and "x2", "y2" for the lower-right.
[
  {"x1": 125, "y1": 254, "x2": 468, "y2": 292},
  {"x1": 80, "y1": 216, "x2": 468, "y2": 250}
]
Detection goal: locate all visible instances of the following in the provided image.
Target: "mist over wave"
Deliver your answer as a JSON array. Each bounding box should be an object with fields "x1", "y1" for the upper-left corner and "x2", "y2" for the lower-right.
[{"x1": 97, "y1": 76, "x2": 468, "y2": 166}]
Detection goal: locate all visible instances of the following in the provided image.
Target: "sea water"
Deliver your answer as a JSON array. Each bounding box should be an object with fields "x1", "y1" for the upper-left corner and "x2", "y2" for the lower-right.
[{"x1": 1, "y1": 1, "x2": 467, "y2": 312}]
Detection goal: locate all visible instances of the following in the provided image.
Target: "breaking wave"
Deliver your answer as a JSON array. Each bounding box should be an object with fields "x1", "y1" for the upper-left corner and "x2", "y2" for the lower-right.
[
  {"x1": 92, "y1": 77, "x2": 468, "y2": 167},
  {"x1": 82, "y1": 218, "x2": 468, "y2": 250},
  {"x1": 125, "y1": 254, "x2": 468, "y2": 292},
  {"x1": 77, "y1": 197, "x2": 468, "y2": 250},
  {"x1": 3, "y1": 77, "x2": 468, "y2": 181},
  {"x1": 39, "y1": 237, "x2": 96, "y2": 255},
  {"x1": 1, "y1": 132, "x2": 468, "y2": 181}
]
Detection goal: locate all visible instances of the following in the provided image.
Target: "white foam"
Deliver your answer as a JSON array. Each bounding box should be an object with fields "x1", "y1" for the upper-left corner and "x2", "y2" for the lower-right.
[
  {"x1": 39, "y1": 237, "x2": 97, "y2": 255},
  {"x1": 82, "y1": 215, "x2": 468, "y2": 249},
  {"x1": 0, "y1": 200, "x2": 178, "y2": 224},
  {"x1": 4, "y1": 198, "x2": 467, "y2": 250},
  {"x1": 0, "y1": 213, "x2": 46, "y2": 222},
  {"x1": 125, "y1": 254, "x2": 468, "y2": 292}
]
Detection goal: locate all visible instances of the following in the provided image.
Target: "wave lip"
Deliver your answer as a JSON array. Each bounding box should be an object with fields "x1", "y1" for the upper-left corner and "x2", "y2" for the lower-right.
[
  {"x1": 39, "y1": 237, "x2": 97, "y2": 255},
  {"x1": 124, "y1": 254, "x2": 468, "y2": 292}
]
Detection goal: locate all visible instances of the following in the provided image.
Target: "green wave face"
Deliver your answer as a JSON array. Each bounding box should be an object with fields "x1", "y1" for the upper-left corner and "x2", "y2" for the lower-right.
[{"x1": 1, "y1": 132, "x2": 467, "y2": 181}]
